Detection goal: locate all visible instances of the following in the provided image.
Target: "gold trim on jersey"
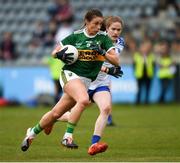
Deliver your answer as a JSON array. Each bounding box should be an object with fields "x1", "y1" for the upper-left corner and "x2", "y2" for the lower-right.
[{"x1": 78, "y1": 50, "x2": 105, "y2": 61}]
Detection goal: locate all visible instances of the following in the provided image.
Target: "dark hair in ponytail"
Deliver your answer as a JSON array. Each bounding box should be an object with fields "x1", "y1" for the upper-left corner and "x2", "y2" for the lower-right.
[{"x1": 81, "y1": 9, "x2": 103, "y2": 28}]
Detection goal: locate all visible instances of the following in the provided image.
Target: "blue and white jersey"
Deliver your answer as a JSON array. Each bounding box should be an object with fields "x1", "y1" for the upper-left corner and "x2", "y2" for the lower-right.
[{"x1": 89, "y1": 37, "x2": 125, "y2": 90}]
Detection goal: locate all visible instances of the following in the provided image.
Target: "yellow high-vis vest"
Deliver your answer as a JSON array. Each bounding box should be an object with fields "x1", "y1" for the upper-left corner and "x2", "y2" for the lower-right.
[
  {"x1": 47, "y1": 57, "x2": 64, "y2": 80},
  {"x1": 134, "y1": 52, "x2": 154, "y2": 79},
  {"x1": 157, "y1": 56, "x2": 174, "y2": 79}
]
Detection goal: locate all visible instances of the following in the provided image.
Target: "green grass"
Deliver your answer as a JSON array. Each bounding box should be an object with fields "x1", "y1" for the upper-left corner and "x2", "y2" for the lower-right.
[{"x1": 0, "y1": 103, "x2": 180, "y2": 162}]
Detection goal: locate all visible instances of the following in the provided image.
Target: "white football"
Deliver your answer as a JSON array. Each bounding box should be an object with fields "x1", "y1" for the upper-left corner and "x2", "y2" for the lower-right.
[{"x1": 62, "y1": 45, "x2": 78, "y2": 65}]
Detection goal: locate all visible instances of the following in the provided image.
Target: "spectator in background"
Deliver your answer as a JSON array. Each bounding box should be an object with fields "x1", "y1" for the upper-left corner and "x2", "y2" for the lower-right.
[
  {"x1": 43, "y1": 19, "x2": 71, "y2": 103},
  {"x1": 44, "y1": 20, "x2": 73, "y2": 102},
  {"x1": 43, "y1": 20, "x2": 57, "y2": 47},
  {"x1": 124, "y1": 33, "x2": 137, "y2": 53},
  {"x1": 32, "y1": 21, "x2": 47, "y2": 47},
  {"x1": 55, "y1": 21, "x2": 73, "y2": 43},
  {"x1": 157, "y1": 41, "x2": 176, "y2": 103},
  {"x1": 154, "y1": 0, "x2": 180, "y2": 17},
  {"x1": 43, "y1": 33, "x2": 55, "y2": 47},
  {"x1": 48, "y1": 0, "x2": 74, "y2": 25},
  {"x1": 26, "y1": 38, "x2": 40, "y2": 58},
  {"x1": 133, "y1": 40, "x2": 155, "y2": 104},
  {"x1": 171, "y1": 25, "x2": 180, "y2": 54},
  {"x1": 32, "y1": 20, "x2": 57, "y2": 48},
  {"x1": 43, "y1": 57, "x2": 64, "y2": 103},
  {"x1": 0, "y1": 32, "x2": 17, "y2": 61}
]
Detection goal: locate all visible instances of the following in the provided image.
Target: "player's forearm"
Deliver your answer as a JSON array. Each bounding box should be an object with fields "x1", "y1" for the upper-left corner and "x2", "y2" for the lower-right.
[
  {"x1": 105, "y1": 52, "x2": 120, "y2": 66},
  {"x1": 51, "y1": 45, "x2": 62, "y2": 58},
  {"x1": 101, "y1": 66, "x2": 106, "y2": 72}
]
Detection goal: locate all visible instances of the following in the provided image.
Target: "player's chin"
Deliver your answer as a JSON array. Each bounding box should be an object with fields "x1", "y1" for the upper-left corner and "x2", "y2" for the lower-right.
[
  {"x1": 113, "y1": 36, "x2": 118, "y2": 41},
  {"x1": 112, "y1": 37, "x2": 117, "y2": 42},
  {"x1": 92, "y1": 30, "x2": 99, "y2": 35}
]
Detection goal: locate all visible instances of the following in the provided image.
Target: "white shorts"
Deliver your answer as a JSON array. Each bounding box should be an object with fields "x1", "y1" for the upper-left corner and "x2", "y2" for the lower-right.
[
  {"x1": 89, "y1": 71, "x2": 111, "y2": 90},
  {"x1": 59, "y1": 70, "x2": 92, "y2": 90}
]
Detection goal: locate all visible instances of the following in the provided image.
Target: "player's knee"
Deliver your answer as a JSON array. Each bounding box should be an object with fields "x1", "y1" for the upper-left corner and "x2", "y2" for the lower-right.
[
  {"x1": 51, "y1": 110, "x2": 61, "y2": 119},
  {"x1": 77, "y1": 97, "x2": 90, "y2": 110},
  {"x1": 101, "y1": 105, "x2": 111, "y2": 115}
]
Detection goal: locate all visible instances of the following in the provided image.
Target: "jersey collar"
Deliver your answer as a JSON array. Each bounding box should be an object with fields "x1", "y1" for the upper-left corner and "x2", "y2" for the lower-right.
[{"x1": 83, "y1": 28, "x2": 97, "y2": 38}]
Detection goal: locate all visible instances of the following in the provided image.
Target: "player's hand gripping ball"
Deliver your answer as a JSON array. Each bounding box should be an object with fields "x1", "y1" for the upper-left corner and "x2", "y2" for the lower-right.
[{"x1": 55, "y1": 45, "x2": 78, "y2": 65}]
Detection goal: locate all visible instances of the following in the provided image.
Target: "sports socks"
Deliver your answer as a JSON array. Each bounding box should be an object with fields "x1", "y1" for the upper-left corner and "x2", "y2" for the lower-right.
[
  {"x1": 91, "y1": 135, "x2": 101, "y2": 144},
  {"x1": 64, "y1": 122, "x2": 76, "y2": 138},
  {"x1": 107, "y1": 114, "x2": 113, "y2": 124},
  {"x1": 32, "y1": 123, "x2": 43, "y2": 134}
]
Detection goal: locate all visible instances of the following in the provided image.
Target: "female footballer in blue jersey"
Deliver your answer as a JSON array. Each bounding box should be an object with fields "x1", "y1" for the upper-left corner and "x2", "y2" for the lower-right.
[{"x1": 87, "y1": 16, "x2": 124, "y2": 155}]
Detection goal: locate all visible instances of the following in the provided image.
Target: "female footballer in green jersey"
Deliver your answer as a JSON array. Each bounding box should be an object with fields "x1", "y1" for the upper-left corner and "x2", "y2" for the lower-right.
[
  {"x1": 21, "y1": 9, "x2": 120, "y2": 152},
  {"x1": 44, "y1": 16, "x2": 124, "y2": 155}
]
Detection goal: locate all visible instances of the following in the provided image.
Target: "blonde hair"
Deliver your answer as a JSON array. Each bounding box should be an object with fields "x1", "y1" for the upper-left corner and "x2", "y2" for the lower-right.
[{"x1": 101, "y1": 16, "x2": 124, "y2": 31}]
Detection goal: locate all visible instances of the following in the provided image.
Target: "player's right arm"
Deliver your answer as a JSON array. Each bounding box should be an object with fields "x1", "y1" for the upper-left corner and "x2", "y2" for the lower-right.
[
  {"x1": 51, "y1": 44, "x2": 62, "y2": 58},
  {"x1": 102, "y1": 35, "x2": 120, "y2": 66},
  {"x1": 51, "y1": 33, "x2": 74, "y2": 58}
]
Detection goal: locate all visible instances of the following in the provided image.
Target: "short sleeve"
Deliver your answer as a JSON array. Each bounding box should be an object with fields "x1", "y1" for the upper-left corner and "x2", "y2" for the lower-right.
[
  {"x1": 101, "y1": 35, "x2": 114, "y2": 52},
  {"x1": 61, "y1": 34, "x2": 76, "y2": 46}
]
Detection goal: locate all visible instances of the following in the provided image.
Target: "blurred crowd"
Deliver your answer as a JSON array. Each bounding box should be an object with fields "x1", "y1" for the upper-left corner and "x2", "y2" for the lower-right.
[
  {"x1": 0, "y1": 0, "x2": 74, "y2": 61},
  {"x1": 0, "y1": 0, "x2": 179, "y2": 63},
  {"x1": 29, "y1": 0, "x2": 74, "y2": 49}
]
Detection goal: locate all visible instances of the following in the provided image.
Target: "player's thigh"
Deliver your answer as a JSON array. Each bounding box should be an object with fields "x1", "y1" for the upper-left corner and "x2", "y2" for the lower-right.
[
  {"x1": 52, "y1": 93, "x2": 76, "y2": 113},
  {"x1": 93, "y1": 91, "x2": 112, "y2": 112},
  {"x1": 60, "y1": 70, "x2": 90, "y2": 102},
  {"x1": 64, "y1": 78, "x2": 89, "y2": 102}
]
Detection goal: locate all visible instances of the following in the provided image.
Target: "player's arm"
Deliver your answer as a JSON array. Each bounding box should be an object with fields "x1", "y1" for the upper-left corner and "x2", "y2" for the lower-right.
[
  {"x1": 105, "y1": 48, "x2": 120, "y2": 66},
  {"x1": 51, "y1": 44, "x2": 62, "y2": 58},
  {"x1": 102, "y1": 35, "x2": 120, "y2": 66},
  {"x1": 51, "y1": 43, "x2": 74, "y2": 64},
  {"x1": 91, "y1": 45, "x2": 120, "y2": 66},
  {"x1": 101, "y1": 65, "x2": 123, "y2": 78},
  {"x1": 52, "y1": 32, "x2": 74, "y2": 58}
]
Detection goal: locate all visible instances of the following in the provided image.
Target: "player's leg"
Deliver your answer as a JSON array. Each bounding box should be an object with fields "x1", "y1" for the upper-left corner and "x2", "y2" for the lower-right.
[
  {"x1": 61, "y1": 78, "x2": 90, "y2": 148},
  {"x1": 107, "y1": 106, "x2": 116, "y2": 126},
  {"x1": 21, "y1": 71, "x2": 89, "y2": 151},
  {"x1": 59, "y1": 111, "x2": 70, "y2": 121},
  {"x1": 88, "y1": 88, "x2": 111, "y2": 155},
  {"x1": 21, "y1": 93, "x2": 75, "y2": 151},
  {"x1": 145, "y1": 78, "x2": 151, "y2": 104},
  {"x1": 44, "y1": 111, "x2": 71, "y2": 135},
  {"x1": 43, "y1": 79, "x2": 90, "y2": 136},
  {"x1": 106, "y1": 82, "x2": 115, "y2": 126},
  {"x1": 136, "y1": 78, "x2": 142, "y2": 104}
]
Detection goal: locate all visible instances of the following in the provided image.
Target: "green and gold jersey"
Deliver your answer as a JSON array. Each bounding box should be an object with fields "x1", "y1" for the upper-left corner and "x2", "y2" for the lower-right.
[{"x1": 61, "y1": 28, "x2": 114, "y2": 81}]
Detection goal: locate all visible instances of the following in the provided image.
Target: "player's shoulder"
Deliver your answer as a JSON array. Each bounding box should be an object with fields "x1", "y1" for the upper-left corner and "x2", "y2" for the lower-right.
[
  {"x1": 117, "y1": 37, "x2": 125, "y2": 46},
  {"x1": 97, "y1": 30, "x2": 107, "y2": 36},
  {"x1": 74, "y1": 29, "x2": 84, "y2": 34}
]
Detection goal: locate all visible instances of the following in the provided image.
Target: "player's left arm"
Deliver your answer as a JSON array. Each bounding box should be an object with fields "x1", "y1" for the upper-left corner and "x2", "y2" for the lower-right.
[{"x1": 101, "y1": 65, "x2": 123, "y2": 78}]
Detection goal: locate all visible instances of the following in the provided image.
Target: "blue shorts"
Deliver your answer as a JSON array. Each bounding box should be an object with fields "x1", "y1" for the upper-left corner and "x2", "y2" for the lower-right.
[{"x1": 88, "y1": 86, "x2": 110, "y2": 101}]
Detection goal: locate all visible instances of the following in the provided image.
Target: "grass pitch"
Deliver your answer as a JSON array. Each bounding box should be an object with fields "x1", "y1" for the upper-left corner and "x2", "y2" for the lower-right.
[{"x1": 0, "y1": 103, "x2": 180, "y2": 162}]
